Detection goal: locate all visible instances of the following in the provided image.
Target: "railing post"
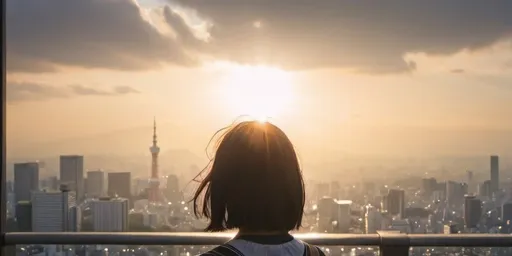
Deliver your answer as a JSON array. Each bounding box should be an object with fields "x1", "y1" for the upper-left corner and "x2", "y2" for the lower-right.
[{"x1": 378, "y1": 232, "x2": 410, "y2": 256}]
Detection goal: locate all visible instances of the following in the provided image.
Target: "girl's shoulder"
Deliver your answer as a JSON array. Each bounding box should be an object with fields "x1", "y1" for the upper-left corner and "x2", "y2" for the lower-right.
[{"x1": 200, "y1": 241, "x2": 326, "y2": 256}]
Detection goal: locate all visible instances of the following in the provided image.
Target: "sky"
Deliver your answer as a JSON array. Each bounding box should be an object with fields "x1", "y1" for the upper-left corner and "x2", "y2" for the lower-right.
[{"x1": 5, "y1": 0, "x2": 512, "y2": 161}]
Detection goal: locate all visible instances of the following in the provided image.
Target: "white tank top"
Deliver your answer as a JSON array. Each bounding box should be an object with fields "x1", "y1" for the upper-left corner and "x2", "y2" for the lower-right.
[{"x1": 226, "y1": 238, "x2": 305, "y2": 256}]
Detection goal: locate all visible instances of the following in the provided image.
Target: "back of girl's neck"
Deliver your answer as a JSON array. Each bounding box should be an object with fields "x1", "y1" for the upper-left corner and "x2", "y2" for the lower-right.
[{"x1": 237, "y1": 230, "x2": 289, "y2": 236}]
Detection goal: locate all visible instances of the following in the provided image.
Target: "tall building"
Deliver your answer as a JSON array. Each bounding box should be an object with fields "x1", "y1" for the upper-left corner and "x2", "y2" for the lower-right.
[
  {"x1": 464, "y1": 195, "x2": 482, "y2": 229},
  {"x1": 108, "y1": 172, "x2": 132, "y2": 199},
  {"x1": 90, "y1": 197, "x2": 129, "y2": 232},
  {"x1": 490, "y1": 155, "x2": 499, "y2": 193},
  {"x1": 467, "y1": 171, "x2": 475, "y2": 193},
  {"x1": 385, "y1": 189, "x2": 405, "y2": 219},
  {"x1": 16, "y1": 201, "x2": 32, "y2": 232},
  {"x1": 31, "y1": 185, "x2": 77, "y2": 232},
  {"x1": 318, "y1": 197, "x2": 352, "y2": 233},
  {"x1": 148, "y1": 118, "x2": 161, "y2": 203},
  {"x1": 318, "y1": 197, "x2": 336, "y2": 232},
  {"x1": 446, "y1": 181, "x2": 468, "y2": 207},
  {"x1": 60, "y1": 155, "x2": 85, "y2": 202},
  {"x1": 365, "y1": 205, "x2": 382, "y2": 234},
  {"x1": 502, "y1": 203, "x2": 512, "y2": 228},
  {"x1": 14, "y1": 162, "x2": 40, "y2": 202},
  {"x1": 86, "y1": 170, "x2": 105, "y2": 198},
  {"x1": 333, "y1": 200, "x2": 352, "y2": 233},
  {"x1": 478, "y1": 180, "x2": 492, "y2": 198}
]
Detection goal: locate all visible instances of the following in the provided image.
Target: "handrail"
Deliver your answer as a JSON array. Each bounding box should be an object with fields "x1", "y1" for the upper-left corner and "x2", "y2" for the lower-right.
[{"x1": 2, "y1": 232, "x2": 512, "y2": 247}]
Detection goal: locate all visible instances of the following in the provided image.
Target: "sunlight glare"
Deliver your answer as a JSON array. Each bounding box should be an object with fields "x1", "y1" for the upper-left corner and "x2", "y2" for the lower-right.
[{"x1": 220, "y1": 64, "x2": 295, "y2": 120}]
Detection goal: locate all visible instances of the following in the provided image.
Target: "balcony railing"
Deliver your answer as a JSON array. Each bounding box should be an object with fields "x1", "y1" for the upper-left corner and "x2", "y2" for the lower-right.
[{"x1": 2, "y1": 232, "x2": 512, "y2": 256}]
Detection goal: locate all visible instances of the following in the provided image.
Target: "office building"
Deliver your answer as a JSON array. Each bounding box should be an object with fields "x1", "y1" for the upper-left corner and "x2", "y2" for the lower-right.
[
  {"x1": 490, "y1": 155, "x2": 499, "y2": 193},
  {"x1": 478, "y1": 180, "x2": 492, "y2": 198},
  {"x1": 60, "y1": 155, "x2": 84, "y2": 202},
  {"x1": 16, "y1": 201, "x2": 32, "y2": 232},
  {"x1": 365, "y1": 205, "x2": 382, "y2": 234},
  {"x1": 68, "y1": 206, "x2": 81, "y2": 232},
  {"x1": 31, "y1": 185, "x2": 77, "y2": 232},
  {"x1": 90, "y1": 197, "x2": 129, "y2": 232},
  {"x1": 464, "y1": 195, "x2": 482, "y2": 229},
  {"x1": 502, "y1": 202, "x2": 512, "y2": 226},
  {"x1": 384, "y1": 189, "x2": 405, "y2": 219},
  {"x1": 86, "y1": 170, "x2": 105, "y2": 198},
  {"x1": 318, "y1": 197, "x2": 352, "y2": 233},
  {"x1": 108, "y1": 172, "x2": 131, "y2": 199},
  {"x1": 14, "y1": 162, "x2": 39, "y2": 202},
  {"x1": 334, "y1": 200, "x2": 352, "y2": 233},
  {"x1": 446, "y1": 181, "x2": 467, "y2": 207}
]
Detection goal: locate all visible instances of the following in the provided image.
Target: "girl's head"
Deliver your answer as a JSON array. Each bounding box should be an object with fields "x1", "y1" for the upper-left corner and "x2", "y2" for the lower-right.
[{"x1": 193, "y1": 120, "x2": 305, "y2": 232}]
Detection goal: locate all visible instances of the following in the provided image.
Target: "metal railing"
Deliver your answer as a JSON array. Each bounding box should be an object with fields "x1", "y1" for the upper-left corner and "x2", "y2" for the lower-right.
[{"x1": 2, "y1": 232, "x2": 512, "y2": 256}]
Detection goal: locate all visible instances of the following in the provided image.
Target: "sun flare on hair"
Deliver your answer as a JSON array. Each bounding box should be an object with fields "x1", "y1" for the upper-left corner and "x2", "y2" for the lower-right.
[{"x1": 220, "y1": 64, "x2": 295, "y2": 121}]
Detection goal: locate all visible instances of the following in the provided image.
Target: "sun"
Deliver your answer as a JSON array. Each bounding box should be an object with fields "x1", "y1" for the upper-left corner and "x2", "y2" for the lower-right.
[{"x1": 220, "y1": 64, "x2": 295, "y2": 120}]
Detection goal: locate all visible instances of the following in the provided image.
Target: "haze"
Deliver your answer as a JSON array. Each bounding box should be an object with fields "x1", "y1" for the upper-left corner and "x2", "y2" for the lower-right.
[{"x1": 6, "y1": 0, "x2": 512, "y2": 174}]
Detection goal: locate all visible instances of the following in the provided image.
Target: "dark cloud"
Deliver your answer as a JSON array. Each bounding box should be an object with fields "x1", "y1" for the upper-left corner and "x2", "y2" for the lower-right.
[
  {"x1": 6, "y1": 0, "x2": 196, "y2": 73},
  {"x1": 113, "y1": 86, "x2": 140, "y2": 95},
  {"x1": 7, "y1": 82, "x2": 139, "y2": 103},
  {"x1": 451, "y1": 69, "x2": 466, "y2": 74},
  {"x1": 173, "y1": 0, "x2": 512, "y2": 73},
  {"x1": 7, "y1": 0, "x2": 512, "y2": 74}
]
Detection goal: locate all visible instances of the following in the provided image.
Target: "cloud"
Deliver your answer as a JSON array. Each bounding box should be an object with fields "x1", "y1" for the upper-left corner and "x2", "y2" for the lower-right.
[
  {"x1": 173, "y1": 0, "x2": 512, "y2": 73},
  {"x1": 6, "y1": 0, "x2": 196, "y2": 73},
  {"x1": 7, "y1": 0, "x2": 512, "y2": 74},
  {"x1": 451, "y1": 69, "x2": 465, "y2": 74},
  {"x1": 7, "y1": 82, "x2": 139, "y2": 103}
]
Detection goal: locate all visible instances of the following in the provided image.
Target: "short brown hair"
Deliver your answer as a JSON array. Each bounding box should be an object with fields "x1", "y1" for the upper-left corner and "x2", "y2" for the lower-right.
[{"x1": 193, "y1": 120, "x2": 305, "y2": 232}]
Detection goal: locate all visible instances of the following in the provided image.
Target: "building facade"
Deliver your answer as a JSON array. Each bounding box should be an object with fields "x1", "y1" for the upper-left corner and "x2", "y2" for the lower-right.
[
  {"x1": 90, "y1": 197, "x2": 129, "y2": 232},
  {"x1": 60, "y1": 155, "x2": 84, "y2": 202},
  {"x1": 31, "y1": 187, "x2": 77, "y2": 232},
  {"x1": 14, "y1": 162, "x2": 39, "y2": 202}
]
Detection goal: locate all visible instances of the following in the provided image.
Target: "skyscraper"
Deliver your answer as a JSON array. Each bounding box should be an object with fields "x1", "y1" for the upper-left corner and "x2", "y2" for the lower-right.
[
  {"x1": 86, "y1": 170, "x2": 105, "y2": 198},
  {"x1": 148, "y1": 118, "x2": 161, "y2": 203},
  {"x1": 464, "y1": 195, "x2": 482, "y2": 229},
  {"x1": 502, "y1": 202, "x2": 512, "y2": 228},
  {"x1": 385, "y1": 189, "x2": 405, "y2": 219},
  {"x1": 60, "y1": 155, "x2": 84, "y2": 202},
  {"x1": 108, "y1": 172, "x2": 131, "y2": 199},
  {"x1": 490, "y1": 155, "x2": 499, "y2": 193},
  {"x1": 14, "y1": 162, "x2": 39, "y2": 202},
  {"x1": 446, "y1": 181, "x2": 468, "y2": 208}
]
